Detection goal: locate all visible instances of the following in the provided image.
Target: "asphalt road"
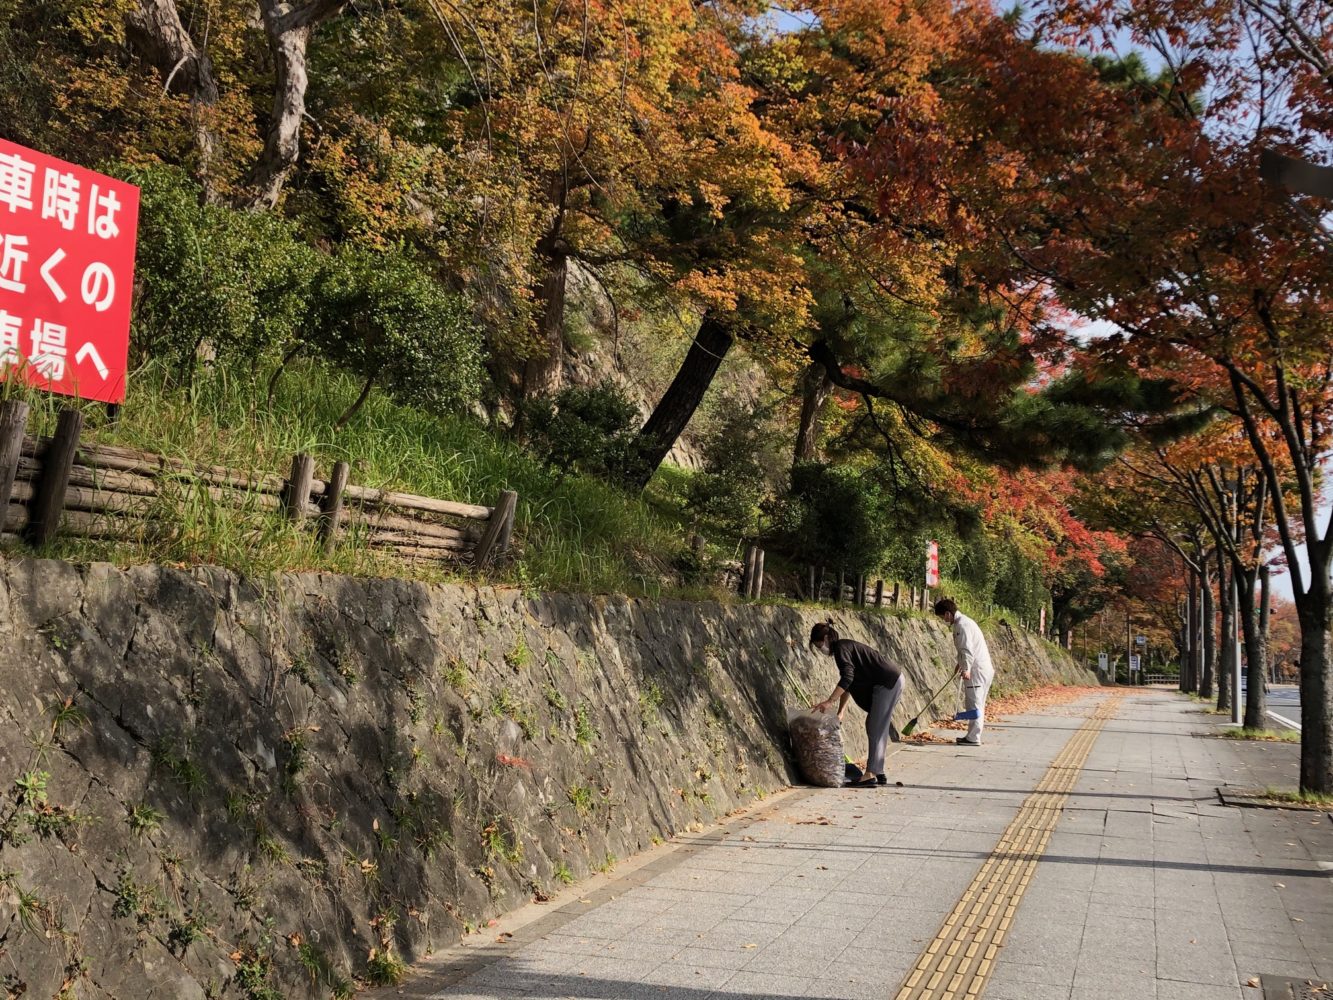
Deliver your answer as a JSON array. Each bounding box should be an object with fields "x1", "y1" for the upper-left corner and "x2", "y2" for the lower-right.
[{"x1": 1262, "y1": 683, "x2": 1302, "y2": 730}]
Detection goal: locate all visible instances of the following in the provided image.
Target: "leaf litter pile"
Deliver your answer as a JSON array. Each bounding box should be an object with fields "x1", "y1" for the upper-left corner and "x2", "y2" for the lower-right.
[
  {"x1": 984, "y1": 685, "x2": 1107, "y2": 721},
  {"x1": 904, "y1": 730, "x2": 954, "y2": 744},
  {"x1": 904, "y1": 685, "x2": 1107, "y2": 741}
]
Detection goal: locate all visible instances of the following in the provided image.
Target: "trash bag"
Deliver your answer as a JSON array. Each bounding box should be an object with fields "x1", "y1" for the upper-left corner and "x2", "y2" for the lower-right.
[{"x1": 787, "y1": 707, "x2": 845, "y2": 787}]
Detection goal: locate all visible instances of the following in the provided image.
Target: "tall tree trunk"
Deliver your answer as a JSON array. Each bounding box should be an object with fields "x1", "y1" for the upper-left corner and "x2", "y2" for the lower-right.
[
  {"x1": 1217, "y1": 551, "x2": 1233, "y2": 713},
  {"x1": 125, "y1": 0, "x2": 220, "y2": 196},
  {"x1": 793, "y1": 362, "x2": 833, "y2": 466},
  {"x1": 1182, "y1": 577, "x2": 1194, "y2": 692},
  {"x1": 521, "y1": 250, "x2": 569, "y2": 401},
  {"x1": 251, "y1": 0, "x2": 350, "y2": 208},
  {"x1": 1185, "y1": 568, "x2": 1200, "y2": 693},
  {"x1": 1200, "y1": 559, "x2": 1215, "y2": 700},
  {"x1": 1259, "y1": 563, "x2": 1272, "y2": 684},
  {"x1": 1237, "y1": 568, "x2": 1267, "y2": 730},
  {"x1": 628, "y1": 313, "x2": 733, "y2": 490},
  {"x1": 1295, "y1": 585, "x2": 1332, "y2": 793}
]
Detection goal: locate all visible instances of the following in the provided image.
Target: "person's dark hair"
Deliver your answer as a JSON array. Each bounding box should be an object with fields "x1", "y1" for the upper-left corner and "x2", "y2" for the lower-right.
[
  {"x1": 933, "y1": 598, "x2": 957, "y2": 618},
  {"x1": 809, "y1": 619, "x2": 839, "y2": 648}
]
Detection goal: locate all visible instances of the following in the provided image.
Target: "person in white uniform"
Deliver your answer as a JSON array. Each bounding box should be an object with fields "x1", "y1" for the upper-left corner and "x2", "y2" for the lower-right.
[{"x1": 932, "y1": 598, "x2": 994, "y2": 745}]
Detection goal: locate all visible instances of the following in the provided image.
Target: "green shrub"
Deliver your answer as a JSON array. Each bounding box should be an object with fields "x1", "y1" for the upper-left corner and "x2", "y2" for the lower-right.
[
  {"x1": 312, "y1": 245, "x2": 486, "y2": 423},
  {"x1": 126, "y1": 165, "x2": 318, "y2": 382},
  {"x1": 767, "y1": 462, "x2": 894, "y2": 576},
  {"x1": 521, "y1": 380, "x2": 640, "y2": 480},
  {"x1": 686, "y1": 398, "x2": 775, "y2": 539}
]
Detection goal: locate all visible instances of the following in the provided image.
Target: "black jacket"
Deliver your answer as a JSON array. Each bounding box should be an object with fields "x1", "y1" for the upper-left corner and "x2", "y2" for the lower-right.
[{"x1": 832, "y1": 639, "x2": 901, "y2": 712}]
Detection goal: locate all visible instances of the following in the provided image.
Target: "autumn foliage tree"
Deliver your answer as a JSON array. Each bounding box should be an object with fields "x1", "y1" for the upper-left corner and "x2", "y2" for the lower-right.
[{"x1": 838, "y1": 0, "x2": 1331, "y2": 790}]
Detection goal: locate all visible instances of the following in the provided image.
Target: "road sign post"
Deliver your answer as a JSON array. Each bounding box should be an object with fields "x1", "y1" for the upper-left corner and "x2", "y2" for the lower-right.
[{"x1": 0, "y1": 138, "x2": 140, "y2": 404}]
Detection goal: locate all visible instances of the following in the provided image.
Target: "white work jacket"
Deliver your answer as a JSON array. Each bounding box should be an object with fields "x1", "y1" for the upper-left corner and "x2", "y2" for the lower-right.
[{"x1": 951, "y1": 612, "x2": 994, "y2": 681}]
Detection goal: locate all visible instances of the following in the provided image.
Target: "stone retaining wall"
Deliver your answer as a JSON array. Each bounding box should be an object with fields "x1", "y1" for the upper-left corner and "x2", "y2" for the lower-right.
[{"x1": 0, "y1": 557, "x2": 1094, "y2": 997}]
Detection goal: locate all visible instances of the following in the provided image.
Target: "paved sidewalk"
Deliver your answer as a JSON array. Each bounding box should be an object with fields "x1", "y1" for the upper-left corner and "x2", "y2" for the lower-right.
[{"x1": 381, "y1": 691, "x2": 1332, "y2": 1000}]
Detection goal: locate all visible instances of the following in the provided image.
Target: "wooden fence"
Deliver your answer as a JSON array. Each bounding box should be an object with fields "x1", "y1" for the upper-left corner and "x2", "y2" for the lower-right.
[
  {"x1": 798, "y1": 561, "x2": 933, "y2": 611},
  {"x1": 735, "y1": 548, "x2": 935, "y2": 612},
  {"x1": 0, "y1": 401, "x2": 517, "y2": 568}
]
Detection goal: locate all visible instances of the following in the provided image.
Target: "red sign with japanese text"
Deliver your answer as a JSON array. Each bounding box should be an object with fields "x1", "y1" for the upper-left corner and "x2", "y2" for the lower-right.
[
  {"x1": 0, "y1": 138, "x2": 139, "y2": 404},
  {"x1": 925, "y1": 539, "x2": 939, "y2": 587}
]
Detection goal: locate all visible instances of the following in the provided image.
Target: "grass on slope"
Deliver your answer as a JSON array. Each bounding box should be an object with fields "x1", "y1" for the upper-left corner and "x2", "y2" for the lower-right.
[{"x1": 4, "y1": 360, "x2": 686, "y2": 594}]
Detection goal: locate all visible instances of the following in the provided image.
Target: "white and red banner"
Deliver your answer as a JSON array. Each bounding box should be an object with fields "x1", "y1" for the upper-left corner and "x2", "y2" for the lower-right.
[
  {"x1": 925, "y1": 540, "x2": 939, "y2": 587},
  {"x1": 0, "y1": 138, "x2": 139, "y2": 404}
]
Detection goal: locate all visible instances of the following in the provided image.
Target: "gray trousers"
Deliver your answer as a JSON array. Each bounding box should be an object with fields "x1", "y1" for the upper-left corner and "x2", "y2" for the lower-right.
[
  {"x1": 865, "y1": 675, "x2": 905, "y2": 775},
  {"x1": 964, "y1": 670, "x2": 993, "y2": 743}
]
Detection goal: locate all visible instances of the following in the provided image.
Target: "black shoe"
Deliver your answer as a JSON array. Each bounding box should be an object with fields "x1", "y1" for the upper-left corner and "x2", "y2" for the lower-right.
[
  {"x1": 955, "y1": 737, "x2": 980, "y2": 746},
  {"x1": 875, "y1": 773, "x2": 888, "y2": 785}
]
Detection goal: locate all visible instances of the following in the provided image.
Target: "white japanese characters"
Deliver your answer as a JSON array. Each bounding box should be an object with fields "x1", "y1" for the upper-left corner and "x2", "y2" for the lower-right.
[
  {"x1": 0, "y1": 234, "x2": 27, "y2": 293},
  {"x1": 86, "y1": 184, "x2": 121, "y2": 240},
  {"x1": 28, "y1": 318, "x2": 66, "y2": 381},
  {"x1": 0, "y1": 310, "x2": 19, "y2": 366},
  {"x1": 0, "y1": 150, "x2": 35, "y2": 214},
  {"x1": 42, "y1": 170, "x2": 80, "y2": 231},
  {"x1": 80, "y1": 261, "x2": 114, "y2": 312},
  {"x1": 0, "y1": 310, "x2": 89, "y2": 384},
  {"x1": 0, "y1": 138, "x2": 135, "y2": 402}
]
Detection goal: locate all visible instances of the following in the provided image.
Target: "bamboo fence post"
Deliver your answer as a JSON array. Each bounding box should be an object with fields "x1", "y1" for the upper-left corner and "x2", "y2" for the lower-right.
[
  {"x1": 874, "y1": 579, "x2": 884, "y2": 608},
  {"x1": 317, "y1": 460, "x2": 350, "y2": 552},
  {"x1": 744, "y1": 545, "x2": 760, "y2": 598},
  {"x1": 0, "y1": 399, "x2": 28, "y2": 522},
  {"x1": 835, "y1": 569, "x2": 844, "y2": 604},
  {"x1": 892, "y1": 581, "x2": 900, "y2": 607},
  {"x1": 923, "y1": 586, "x2": 931, "y2": 612},
  {"x1": 473, "y1": 489, "x2": 517, "y2": 568},
  {"x1": 815, "y1": 566, "x2": 825, "y2": 602},
  {"x1": 26, "y1": 407, "x2": 82, "y2": 546},
  {"x1": 806, "y1": 565, "x2": 816, "y2": 601},
  {"x1": 753, "y1": 548, "x2": 765, "y2": 600},
  {"x1": 281, "y1": 453, "x2": 315, "y2": 522}
]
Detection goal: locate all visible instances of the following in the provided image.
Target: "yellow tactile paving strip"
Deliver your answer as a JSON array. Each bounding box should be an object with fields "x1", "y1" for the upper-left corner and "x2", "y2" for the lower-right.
[{"x1": 895, "y1": 696, "x2": 1123, "y2": 1000}]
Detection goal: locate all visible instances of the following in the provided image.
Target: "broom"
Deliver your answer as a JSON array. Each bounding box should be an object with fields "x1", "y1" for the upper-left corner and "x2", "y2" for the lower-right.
[{"x1": 900, "y1": 675, "x2": 959, "y2": 737}]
